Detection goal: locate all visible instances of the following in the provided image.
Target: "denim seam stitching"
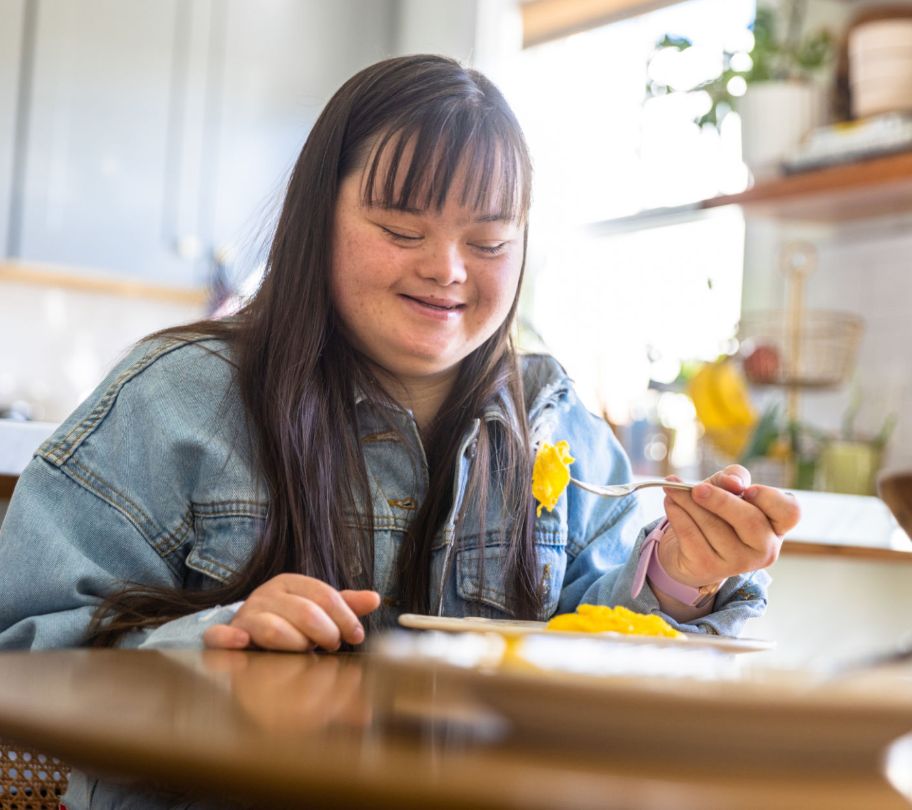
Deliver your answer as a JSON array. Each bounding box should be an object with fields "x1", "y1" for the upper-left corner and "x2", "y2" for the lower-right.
[
  {"x1": 47, "y1": 458, "x2": 184, "y2": 579},
  {"x1": 63, "y1": 458, "x2": 160, "y2": 543},
  {"x1": 156, "y1": 509, "x2": 194, "y2": 557},
  {"x1": 191, "y1": 500, "x2": 268, "y2": 518},
  {"x1": 185, "y1": 548, "x2": 234, "y2": 583},
  {"x1": 39, "y1": 337, "x2": 208, "y2": 467}
]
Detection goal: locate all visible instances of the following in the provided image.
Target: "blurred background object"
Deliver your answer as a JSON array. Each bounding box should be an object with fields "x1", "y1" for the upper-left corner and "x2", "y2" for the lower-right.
[
  {"x1": 848, "y1": 6, "x2": 912, "y2": 118},
  {"x1": 878, "y1": 469, "x2": 912, "y2": 537},
  {"x1": 646, "y1": 1, "x2": 835, "y2": 180}
]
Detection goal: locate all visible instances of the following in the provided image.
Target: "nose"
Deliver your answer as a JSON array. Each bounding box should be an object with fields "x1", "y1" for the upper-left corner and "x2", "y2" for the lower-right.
[{"x1": 419, "y1": 242, "x2": 467, "y2": 286}]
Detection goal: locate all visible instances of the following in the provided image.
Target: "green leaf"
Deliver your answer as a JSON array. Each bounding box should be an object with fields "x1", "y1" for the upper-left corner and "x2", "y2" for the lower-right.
[{"x1": 656, "y1": 34, "x2": 693, "y2": 51}]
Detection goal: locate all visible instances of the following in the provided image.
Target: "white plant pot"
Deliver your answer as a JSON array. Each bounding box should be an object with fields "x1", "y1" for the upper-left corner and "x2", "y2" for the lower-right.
[{"x1": 738, "y1": 81, "x2": 824, "y2": 181}]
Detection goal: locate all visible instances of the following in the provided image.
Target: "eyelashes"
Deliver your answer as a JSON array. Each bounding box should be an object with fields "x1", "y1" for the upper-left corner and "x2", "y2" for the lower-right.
[
  {"x1": 381, "y1": 226, "x2": 421, "y2": 243},
  {"x1": 380, "y1": 226, "x2": 510, "y2": 256},
  {"x1": 472, "y1": 242, "x2": 509, "y2": 256}
]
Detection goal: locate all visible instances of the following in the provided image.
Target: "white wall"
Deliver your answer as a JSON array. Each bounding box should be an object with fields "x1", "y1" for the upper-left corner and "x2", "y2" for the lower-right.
[
  {"x1": 0, "y1": 280, "x2": 204, "y2": 421},
  {"x1": 742, "y1": 217, "x2": 912, "y2": 473},
  {"x1": 394, "y1": 0, "x2": 520, "y2": 75}
]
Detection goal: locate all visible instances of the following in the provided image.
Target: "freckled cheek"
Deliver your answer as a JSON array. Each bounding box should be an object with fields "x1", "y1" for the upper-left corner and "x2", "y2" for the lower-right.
[{"x1": 479, "y1": 266, "x2": 521, "y2": 320}]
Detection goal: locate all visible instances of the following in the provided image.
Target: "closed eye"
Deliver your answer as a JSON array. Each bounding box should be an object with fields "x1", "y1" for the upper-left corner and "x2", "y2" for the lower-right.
[
  {"x1": 380, "y1": 226, "x2": 422, "y2": 243},
  {"x1": 470, "y1": 241, "x2": 510, "y2": 256}
]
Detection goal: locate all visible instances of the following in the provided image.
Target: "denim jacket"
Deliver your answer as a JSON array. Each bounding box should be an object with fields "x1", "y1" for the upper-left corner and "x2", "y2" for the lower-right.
[{"x1": 0, "y1": 337, "x2": 770, "y2": 650}]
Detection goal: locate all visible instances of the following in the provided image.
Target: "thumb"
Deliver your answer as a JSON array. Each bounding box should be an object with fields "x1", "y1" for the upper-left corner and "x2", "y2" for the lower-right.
[
  {"x1": 340, "y1": 589, "x2": 382, "y2": 617},
  {"x1": 204, "y1": 623, "x2": 251, "y2": 649}
]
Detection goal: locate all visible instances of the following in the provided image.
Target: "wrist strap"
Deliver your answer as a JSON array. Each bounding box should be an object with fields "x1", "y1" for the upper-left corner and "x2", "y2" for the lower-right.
[
  {"x1": 630, "y1": 520, "x2": 667, "y2": 600},
  {"x1": 632, "y1": 520, "x2": 724, "y2": 608}
]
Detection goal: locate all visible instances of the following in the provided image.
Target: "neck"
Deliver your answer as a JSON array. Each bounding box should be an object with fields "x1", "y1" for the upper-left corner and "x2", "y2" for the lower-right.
[{"x1": 377, "y1": 367, "x2": 459, "y2": 438}]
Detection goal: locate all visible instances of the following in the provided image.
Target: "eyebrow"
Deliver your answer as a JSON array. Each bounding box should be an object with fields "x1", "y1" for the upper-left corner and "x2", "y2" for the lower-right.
[{"x1": 367, "y1": 201, "x2": 515, "y2": 224}]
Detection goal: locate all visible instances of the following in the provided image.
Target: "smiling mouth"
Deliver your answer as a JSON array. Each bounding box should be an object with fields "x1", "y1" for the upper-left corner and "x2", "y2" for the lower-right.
[{"x1": 402, "y1": 295, "x2": 465, "y2": 312}]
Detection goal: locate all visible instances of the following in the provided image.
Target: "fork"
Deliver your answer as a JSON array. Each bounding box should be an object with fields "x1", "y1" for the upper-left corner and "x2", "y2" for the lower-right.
[{"x1": 569, "y1": 478, "x2": 695, "y2": 498}]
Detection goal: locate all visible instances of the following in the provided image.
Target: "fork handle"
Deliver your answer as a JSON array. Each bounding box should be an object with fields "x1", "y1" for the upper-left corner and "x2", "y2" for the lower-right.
[{"x1": 637, "y1": 480, "x2": 695, "y2": 492}]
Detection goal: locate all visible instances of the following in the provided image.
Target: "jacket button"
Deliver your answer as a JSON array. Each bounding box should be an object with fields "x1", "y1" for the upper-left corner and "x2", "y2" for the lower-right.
[{"x1": 387, "y1": 497, "x2": 417, "y2": 510}]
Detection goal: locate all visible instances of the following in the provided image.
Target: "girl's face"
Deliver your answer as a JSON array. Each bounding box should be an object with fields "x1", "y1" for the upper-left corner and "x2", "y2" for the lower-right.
[{"x1": 330, "y1": 159, "x2": 524, "y2": 389}]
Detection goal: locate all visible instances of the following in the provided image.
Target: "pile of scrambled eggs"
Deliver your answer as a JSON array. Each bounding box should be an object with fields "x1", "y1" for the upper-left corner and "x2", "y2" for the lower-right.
[{"x1": 546, "y1": 603, "x2": 682, "y2": 639}]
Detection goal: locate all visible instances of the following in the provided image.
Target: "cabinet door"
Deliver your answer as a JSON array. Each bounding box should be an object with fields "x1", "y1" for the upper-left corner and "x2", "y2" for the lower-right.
[
  {"x1": 12, "y1": 0, "x2": 211, "y2": 288},
  {"x1": 0, "y1": 0, "x2": 26, "y2": 259},
  {"x1": 8, "y1": 0, "x2": 398, "y2": 290}
]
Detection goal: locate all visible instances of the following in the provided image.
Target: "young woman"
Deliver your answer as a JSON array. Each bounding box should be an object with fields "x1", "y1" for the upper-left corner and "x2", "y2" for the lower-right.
[{"x1": 0, "y1": 55, "x2": 798, "y2": 654}]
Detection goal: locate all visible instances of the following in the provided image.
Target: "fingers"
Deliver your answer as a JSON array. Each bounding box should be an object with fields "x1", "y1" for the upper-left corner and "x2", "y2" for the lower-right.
[
  {"x1": 291, "y1": 581, "x2": 369, "y2": 645},
  {"x1": 660, "y1": 469, "x2": 795, "y2": 587},
  {"x1": 686, "y1": 483, "x2": 774, "y2": 553},
  {"x1": 234, "y1": 609, "x2": 322, "y2": 652},
  {"x1": 664, "y1": 494, "x2": 742, "y2": 560},
  {"x1": 340, "y1": 589, "x2": 382, "y2": 616},
  {"x1": 744, "y1": 485, "x2": 801, "y2": 537},
  {"x1": 227, "y1": 575, "x2": 382, "y2": 652},
  {"x1": 240, "y1": 593, "x2": 348, "y2": 651},
  {"x1": 706, "y1": 464, "x2": 751, "y2": 495},
  {"x1": 666, "y1": 483, "x2": 782, "y2": 570},
  {"x1": 204, "y1": 624, "x2": 251, "y2": 650}
]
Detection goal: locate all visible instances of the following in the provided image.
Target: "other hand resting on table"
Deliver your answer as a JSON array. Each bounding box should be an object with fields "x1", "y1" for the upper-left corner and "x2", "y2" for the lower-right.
[{"x1": 203, "y1": 574, "x2": 380, "y2": 652}]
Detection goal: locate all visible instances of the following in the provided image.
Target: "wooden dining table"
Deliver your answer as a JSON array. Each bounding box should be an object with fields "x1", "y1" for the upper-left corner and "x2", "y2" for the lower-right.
[{"x1": 0, "y1": 644, "x2": 910, "y2": 810}]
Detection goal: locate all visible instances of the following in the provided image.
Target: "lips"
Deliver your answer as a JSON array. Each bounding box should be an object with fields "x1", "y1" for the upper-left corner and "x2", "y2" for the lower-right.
[{"x1": 401, "y1": 294, "x2": 465, "y2": 311}]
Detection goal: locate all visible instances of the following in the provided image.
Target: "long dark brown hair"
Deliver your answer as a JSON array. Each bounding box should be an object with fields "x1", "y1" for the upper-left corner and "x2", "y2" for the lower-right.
[{"x1": 87, "y1": 54, "x2": 540, "y2": 646}]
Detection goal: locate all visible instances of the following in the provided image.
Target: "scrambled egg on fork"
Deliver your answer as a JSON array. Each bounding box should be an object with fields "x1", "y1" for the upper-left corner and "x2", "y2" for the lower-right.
[{"x1": 531, "y1": 441, "x2": 574, "y2": 516}]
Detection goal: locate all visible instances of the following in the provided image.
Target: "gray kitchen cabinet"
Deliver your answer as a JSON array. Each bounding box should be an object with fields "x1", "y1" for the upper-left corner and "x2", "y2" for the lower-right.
[
  {"x1": 0, "y1": 0, "x2": 26, "y2": 260},
  {"x1": 7, "y1": 0, "x2": 212, "y2": 286},
  {"x1": 1, "y1": 0, "x2": 396, "y2": 290}
]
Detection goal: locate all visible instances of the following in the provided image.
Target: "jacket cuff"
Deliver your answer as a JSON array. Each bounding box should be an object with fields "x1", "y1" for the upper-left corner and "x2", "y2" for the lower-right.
[{"x1": 127, "y1": 601, "x2": 245, "y2": 650}]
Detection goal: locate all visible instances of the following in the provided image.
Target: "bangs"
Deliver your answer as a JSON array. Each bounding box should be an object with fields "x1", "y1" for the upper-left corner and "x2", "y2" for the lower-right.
[{"x1": 360, "y1": 107, "x2": 531, "y2": 222}]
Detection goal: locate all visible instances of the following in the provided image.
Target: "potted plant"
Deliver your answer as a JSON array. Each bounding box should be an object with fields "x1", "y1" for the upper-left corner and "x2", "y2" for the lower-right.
[{"x1": 646, "y1": 1, "x2": 833, "y2": 179}]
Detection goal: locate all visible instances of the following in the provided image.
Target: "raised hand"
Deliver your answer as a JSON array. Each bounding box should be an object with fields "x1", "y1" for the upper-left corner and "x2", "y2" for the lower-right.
[{"x1": 658, "y1": 464, "x2": 800, "y2": 597}]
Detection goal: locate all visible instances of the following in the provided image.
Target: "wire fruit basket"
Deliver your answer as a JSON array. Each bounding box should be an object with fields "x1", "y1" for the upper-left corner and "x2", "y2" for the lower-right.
[
  {"x1": 739, "y1": 309, "x2": 863, "y2": 388},
  {"x1": 738, "y1": 242, "x2": 865, "y2": 433}
]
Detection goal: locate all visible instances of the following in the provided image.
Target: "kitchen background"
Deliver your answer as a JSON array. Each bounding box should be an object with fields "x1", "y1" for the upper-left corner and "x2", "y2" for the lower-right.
[{"x1": 2, "y1": 0, "x2": 911, "y2": 497}]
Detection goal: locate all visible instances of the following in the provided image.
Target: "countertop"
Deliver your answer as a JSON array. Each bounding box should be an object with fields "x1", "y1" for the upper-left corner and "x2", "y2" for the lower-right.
[{"x1": 0, "y1": 419, "x2": 56, "y2": 477}]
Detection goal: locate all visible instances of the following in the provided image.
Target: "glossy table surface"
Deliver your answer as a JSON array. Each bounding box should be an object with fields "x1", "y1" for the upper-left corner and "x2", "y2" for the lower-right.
[{"x1": 0, "y1": 645, "x2": 910, "y2": 810}]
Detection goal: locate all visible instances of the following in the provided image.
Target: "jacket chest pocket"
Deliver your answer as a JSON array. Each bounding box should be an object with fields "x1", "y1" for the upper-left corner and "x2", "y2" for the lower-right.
[
  {"x1": 185, "y1": 510, "x2": 265, "y2": 585},
  {"x1": 455, "y1": 528, "x2": 567, "y2": 620}
]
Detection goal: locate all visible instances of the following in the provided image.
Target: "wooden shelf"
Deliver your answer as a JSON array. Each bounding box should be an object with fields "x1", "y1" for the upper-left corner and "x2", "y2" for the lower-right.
[
  {"x1": 521, "y1": 0, "x2": 863, "y2": 49},
  {"x1": 588, "y1": 151, "x2": 912, "y2": 233},
  {"x1": 521, "y1": 0, "x2": 682, "y2": 47},
  {"x1": 701, "y1": 150, "x2": 912, "y2": 223},
  {"x1": 0, "y1": 261, "x2": 207, "y2": 304}
]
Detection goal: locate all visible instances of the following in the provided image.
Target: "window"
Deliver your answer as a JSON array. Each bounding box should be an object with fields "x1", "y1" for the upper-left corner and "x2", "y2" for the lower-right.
[{"x1": 501, "y1": 0, "x2": 755, "y2": 473}]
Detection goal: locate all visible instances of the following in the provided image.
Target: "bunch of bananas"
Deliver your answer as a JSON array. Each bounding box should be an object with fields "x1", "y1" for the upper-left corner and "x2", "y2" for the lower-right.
[{"x1": 688, "y1": 357, "x2": 758, "y2": 459}]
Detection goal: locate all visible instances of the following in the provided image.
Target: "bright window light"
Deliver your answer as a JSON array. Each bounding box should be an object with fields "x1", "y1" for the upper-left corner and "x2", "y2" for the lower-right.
[{"x1": 501, "y1": 0, "x2": 753, "y2": 444}]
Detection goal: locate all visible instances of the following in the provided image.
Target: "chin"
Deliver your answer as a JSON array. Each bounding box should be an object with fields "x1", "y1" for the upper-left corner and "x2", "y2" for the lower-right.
[{"x1": 380, "y1": 347, "x2": 463, "y2": 378}]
